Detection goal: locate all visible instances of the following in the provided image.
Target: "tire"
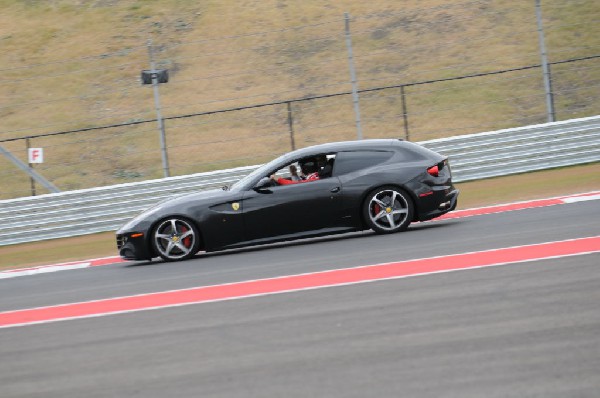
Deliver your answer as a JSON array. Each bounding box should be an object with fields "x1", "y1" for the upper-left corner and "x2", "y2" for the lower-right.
[
  {"x1": 363, "y1": 186, "x2": 414, "y2": 234},
  {"x1": 151, "y1": 217, "x2": 201, "y2": 261}
]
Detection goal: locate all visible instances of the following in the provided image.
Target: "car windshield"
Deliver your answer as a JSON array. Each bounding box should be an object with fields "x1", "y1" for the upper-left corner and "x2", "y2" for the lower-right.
[{"x1": 229, "y1": 154, "x2": 288, "y2": 191}]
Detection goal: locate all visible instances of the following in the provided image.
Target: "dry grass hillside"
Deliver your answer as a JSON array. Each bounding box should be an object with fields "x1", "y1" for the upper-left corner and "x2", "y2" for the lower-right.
[{"x1": 0, "y1": 0, "x2": 599, "y2": 199}]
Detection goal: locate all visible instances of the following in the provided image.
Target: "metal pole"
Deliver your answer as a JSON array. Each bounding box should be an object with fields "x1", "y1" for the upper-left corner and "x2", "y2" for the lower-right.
[
  {"x1": 344, "y1": 12, "x2": 363, "y2": 140},
  {"x1": 400, "y1": 85, "x2": 410, "y2": 141},
  {"x1": 535, "y1": 0, "x2": 556, "y2": 122},
  {"x1": 26, "y1": 138, "x2": 36, "y2": 196},
  {"x1": 287, "y1": 102, "x2": 296, "y2": 150},
  {"x1": 0, "y1": 144, "x2": 60, "y2": 193},
  {"x1": 147, "y1": 39, "x2": 170, "y2": 177}
]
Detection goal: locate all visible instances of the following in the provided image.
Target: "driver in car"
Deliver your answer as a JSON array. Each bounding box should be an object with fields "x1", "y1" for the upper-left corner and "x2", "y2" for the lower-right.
[{"x1": 270, "y1": 157, "x2": 322, "y2": 185}]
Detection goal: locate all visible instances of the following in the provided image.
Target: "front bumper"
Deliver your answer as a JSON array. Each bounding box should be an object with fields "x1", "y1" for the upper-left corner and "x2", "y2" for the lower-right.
[{"x1": 116, "y1": 233, "x2": 153, "y2": 261}]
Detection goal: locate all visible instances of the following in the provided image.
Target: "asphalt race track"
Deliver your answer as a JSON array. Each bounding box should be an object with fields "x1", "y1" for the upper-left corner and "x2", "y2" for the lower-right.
[{"x1": 1, "y1": 199, "x2": 599, "y2": 397}]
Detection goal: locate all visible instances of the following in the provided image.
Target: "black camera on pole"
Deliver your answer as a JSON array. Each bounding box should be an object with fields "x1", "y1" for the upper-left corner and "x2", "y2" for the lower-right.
[{"x1": 141, "y1": 69, "x2": 169, "y2": 84}]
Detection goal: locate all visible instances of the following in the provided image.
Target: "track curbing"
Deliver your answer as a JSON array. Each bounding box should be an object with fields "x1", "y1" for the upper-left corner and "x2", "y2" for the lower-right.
[{"x1": 2, "y1": 190, "x2": 598, "y2": 279}]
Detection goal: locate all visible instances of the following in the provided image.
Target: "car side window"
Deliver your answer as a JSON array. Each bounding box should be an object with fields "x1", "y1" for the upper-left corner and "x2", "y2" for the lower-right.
[
  {"x1": 333, "y1": 151, "x2": 393, "y2": 176},
  {"x1": 270, "y1": 162, "x2": 302, "y2": 182},
  {"x1": 268, "y1": 154, "x2": 337, "y2": 186}
]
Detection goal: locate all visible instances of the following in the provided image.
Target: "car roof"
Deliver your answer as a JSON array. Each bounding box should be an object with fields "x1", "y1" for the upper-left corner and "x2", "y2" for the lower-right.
[{"x1": 286, "y1": 139, "x2": 403, "y2": 159}]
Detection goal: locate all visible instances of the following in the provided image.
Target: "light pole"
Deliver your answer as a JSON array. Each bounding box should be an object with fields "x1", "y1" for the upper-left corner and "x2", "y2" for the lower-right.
[{"x1": 143, "y1": 39, "x2": 170, "y2": 178}]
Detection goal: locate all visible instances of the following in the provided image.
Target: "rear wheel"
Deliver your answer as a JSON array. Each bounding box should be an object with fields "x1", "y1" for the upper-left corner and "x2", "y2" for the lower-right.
[
  {"x1": 152, "y1": 217, "x2": 200, "y2": 261},
  {"x1": 363, "y1": 186, "x2": 414, "y2": 234}
]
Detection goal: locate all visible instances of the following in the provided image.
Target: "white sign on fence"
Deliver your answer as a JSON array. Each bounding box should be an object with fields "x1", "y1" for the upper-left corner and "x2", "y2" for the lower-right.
[{"x1": 28, "y1": 148, "x2": 44, "y2": 164}]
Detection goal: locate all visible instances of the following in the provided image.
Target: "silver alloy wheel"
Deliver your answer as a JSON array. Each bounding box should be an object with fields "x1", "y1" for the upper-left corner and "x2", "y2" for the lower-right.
[
  {"x1": 153, "y1": 218, "x2": 197, "y2": 260},
  {"x1": 367, "y1": 189, "x2": 409, "y2": 232}
]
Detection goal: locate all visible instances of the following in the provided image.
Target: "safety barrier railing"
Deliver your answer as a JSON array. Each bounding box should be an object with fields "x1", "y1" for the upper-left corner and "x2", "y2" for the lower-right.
[{"x1": 1, "y1": 115, "x2": 598, "y2": 246}]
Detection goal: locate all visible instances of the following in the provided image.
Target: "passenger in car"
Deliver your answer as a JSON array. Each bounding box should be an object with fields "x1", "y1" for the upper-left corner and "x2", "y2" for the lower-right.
[{"x1": 318, "y1": 158, "x2": 334, "y2": 178}]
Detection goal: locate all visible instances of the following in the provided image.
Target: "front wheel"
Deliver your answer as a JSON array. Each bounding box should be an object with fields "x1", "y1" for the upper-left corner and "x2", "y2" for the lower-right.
[
  {"x1": 363, "y1": 187, "x2": 414, "y2": 234},
  {"x1": 152, "y1": 217, "x2": 200, "y2": 261}
]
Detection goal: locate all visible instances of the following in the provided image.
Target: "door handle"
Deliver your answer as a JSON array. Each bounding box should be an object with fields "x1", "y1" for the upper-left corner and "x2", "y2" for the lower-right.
[{"x1": 330, "y1": 187, "x2": 341, "y2": 193}]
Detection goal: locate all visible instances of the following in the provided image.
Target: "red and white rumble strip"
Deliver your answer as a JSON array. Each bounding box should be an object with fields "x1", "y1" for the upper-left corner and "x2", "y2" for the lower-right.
[
  {"x1": 1, "y1": 190, "x2": 599, "y2": 281},
  {"x1": 0, "y1": 256, "x2": 122, "y2": 280},
  {"x1": 438, "y1": 190, "x2": 600, "y2": 220},
  {"x1": 1, "y1": 235, "x2": 599, "y2": 329}
]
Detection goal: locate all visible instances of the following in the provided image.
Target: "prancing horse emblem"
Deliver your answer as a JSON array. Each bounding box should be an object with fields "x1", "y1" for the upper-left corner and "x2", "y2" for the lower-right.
[{"x1": 231, "y1": 202, "x2": 240, "y2": 211}]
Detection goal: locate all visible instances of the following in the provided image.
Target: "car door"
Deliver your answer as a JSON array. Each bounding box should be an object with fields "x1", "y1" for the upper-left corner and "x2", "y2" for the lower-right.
[
  {"x1": 198, "y1": 194, "x2": 246, "y2": 250},
  {"x1": 241, "y1": 177, "x2": 345, "y2": 242}
]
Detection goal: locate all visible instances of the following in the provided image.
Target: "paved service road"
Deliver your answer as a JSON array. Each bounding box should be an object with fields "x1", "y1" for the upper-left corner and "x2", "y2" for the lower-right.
[{"x1": 1, "y1": 199, "x2": 599, "y2": 397}]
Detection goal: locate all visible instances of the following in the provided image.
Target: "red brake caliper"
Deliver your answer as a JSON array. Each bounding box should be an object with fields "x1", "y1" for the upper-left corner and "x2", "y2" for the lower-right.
[
  {"x1": 181, "y1": 226, "x2": 191, "y2": 248},
  {"x1": 373, "y1": 203, "x2": 381, "y2": 215}
]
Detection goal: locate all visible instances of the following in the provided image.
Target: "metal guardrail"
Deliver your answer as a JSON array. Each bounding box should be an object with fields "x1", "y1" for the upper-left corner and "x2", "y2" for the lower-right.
[
  {"x1": 421, "y1": 115, "x2": 600, "y2": 182},
  {"x1": 1, "y1": 115, "x2": 599, "y2": 246},
  {"x1": 0, "y1": 166, "x2": 258, "y2": 246}
]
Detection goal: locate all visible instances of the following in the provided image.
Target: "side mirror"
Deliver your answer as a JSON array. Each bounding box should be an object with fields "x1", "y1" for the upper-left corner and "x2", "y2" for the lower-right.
[{"x1": 254, "y1": 177, "x2": 274, "y2": 192}]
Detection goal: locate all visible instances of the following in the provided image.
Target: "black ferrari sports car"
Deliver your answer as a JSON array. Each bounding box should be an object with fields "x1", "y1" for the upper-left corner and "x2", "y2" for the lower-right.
[{"x1": 117, "y1": 139, "x2": 459, "y2": 262}]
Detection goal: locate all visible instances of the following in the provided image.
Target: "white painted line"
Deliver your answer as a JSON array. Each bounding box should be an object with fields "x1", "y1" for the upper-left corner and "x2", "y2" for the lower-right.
[
  {"x1": 2, "y1": 236, "x2": 599, "y2": 329},
  {"x1": 561, "y1": 193, "x2": 600, "y2": 203},
  {"x1": 0, "y1": 263, "x2": 91, "y2": 280}
]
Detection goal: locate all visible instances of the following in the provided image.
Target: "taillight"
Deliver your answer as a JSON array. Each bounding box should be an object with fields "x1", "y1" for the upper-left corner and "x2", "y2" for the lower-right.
[
  {"x1": 427, "y1": 159, "x2": 447, "y2": 177},
  {"x1": 427, "y1": 165, "x2": 439, "y2": 177}
]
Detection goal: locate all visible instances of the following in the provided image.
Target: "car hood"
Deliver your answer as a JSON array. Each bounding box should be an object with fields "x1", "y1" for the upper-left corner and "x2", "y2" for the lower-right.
[
  {"x1": 118, "y1": 188, "x2": 235, "y2": 233},
  {"x1": 159, "y1": 188, "x2": 231, "y2": 207}
]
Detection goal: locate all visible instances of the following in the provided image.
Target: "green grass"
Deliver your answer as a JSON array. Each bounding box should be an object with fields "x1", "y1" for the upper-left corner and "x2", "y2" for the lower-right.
[{"x1": 1, "y1": 164, "x2": 599, "y2": 271}]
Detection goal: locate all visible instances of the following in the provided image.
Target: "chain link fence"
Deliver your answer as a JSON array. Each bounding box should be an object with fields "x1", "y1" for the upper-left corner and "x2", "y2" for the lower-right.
[{"x1": 1, "y1": 0, "x2": 599, "y2": 200}]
